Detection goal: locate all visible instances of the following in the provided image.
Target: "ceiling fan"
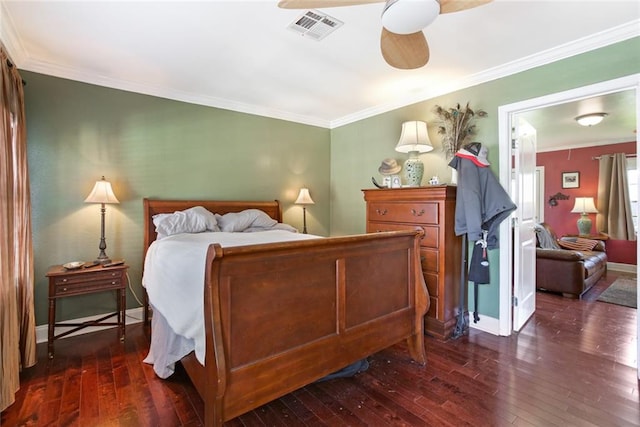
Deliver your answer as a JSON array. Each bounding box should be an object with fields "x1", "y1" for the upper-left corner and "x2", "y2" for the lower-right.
[{"x1": 278, "y1": 0, "x2": 492, "y2": 70}]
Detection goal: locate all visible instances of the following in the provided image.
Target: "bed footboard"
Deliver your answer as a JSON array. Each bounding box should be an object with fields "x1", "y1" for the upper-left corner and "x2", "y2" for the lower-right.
[{"x1": 198, "y1": 230, "x2": 428, "y2": 426}]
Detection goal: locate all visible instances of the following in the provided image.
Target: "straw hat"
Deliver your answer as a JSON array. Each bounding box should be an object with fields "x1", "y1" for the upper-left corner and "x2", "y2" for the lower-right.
[{"x1": 378, "y1": 158, "x2": 401, "y2": 175}]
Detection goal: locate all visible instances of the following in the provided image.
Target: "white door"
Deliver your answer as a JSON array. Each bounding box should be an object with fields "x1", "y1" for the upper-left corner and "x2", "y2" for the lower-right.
[{"x1": 513, "y1": 117, "x2": 537, "y2": 331}]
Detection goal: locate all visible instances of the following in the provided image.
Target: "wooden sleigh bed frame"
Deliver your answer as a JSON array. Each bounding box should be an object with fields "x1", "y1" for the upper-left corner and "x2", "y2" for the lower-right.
[{"x1": 143, "y1": 198, "x2": 429, "y2": 426}]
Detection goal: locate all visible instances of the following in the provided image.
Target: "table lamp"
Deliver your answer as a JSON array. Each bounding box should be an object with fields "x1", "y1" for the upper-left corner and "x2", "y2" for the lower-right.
[
  {"x1": 570, "y1": 197, "x2": 598, "y2": 235},
  {"x1": 395, "y1": 121, "x2": 434, "y2": 186},
  {"x1": 295, "y1": 188, "x2": 314, "y2": 234},
  {"x1": 85, "y1": 176, "x2": 119, "y2": 263}
]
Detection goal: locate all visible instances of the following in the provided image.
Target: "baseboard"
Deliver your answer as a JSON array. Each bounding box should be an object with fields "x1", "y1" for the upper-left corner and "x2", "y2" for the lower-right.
[
  {"x1": 468, "y1": 314, "x2": 500, "y2": 335},
  {"x1": 36, "y1": 307, "x2": 144, "y2": 344},
  {"x1": 607, "y1": 262, "x2": 638, "y2": 274}
]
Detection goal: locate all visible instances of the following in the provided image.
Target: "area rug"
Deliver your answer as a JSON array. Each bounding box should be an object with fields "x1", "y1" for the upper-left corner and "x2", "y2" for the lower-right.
[{"x1": 597, "y1": 277, "x2": 637, "y2": 308}]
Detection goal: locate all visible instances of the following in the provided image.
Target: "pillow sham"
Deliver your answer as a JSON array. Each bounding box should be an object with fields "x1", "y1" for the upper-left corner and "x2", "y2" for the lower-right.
[{"x1": 153, "y1": 206, "x2": 219, "y2": 238}]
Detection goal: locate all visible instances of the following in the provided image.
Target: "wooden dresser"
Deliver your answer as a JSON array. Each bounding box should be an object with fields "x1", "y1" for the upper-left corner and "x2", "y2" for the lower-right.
[{"x1": 363, "y1": 186, "x2": 463, "y2": 340}]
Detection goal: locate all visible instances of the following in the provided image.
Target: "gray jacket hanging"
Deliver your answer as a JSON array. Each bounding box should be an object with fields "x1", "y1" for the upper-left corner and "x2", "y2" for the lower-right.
[{"x1": 448, "y1": 155, "x2": 516, "y2": 250}]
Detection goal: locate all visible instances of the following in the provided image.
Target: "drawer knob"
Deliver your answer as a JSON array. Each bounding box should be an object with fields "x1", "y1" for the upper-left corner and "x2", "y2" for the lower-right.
[
  {"x1": 411, "y1": 209, "x2": 425, "y2": 216},
  {"x1": 111, "y1": 281, "x2": 116, "y2": 285},
  {"x1": 62, "y1": 279, "x2": 67, "y2": 283},
  {"x1": 375, "y1": 208, "x2": 387, "y2": 216},
  {"x1": 62, "y1": 287, "x2": 67, "y2": 291}
]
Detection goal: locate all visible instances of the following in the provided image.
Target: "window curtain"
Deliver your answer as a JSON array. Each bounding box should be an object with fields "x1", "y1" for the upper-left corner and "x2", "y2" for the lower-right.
[
  {"x1": 596, "y1": 153, "x2": 636, "y2": 240},
  {"x1": 0, "y1": 45, "x2": 36, "y2": 412}
]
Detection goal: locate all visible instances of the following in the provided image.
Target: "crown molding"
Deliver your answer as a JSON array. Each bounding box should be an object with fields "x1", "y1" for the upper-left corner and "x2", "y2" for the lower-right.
[
  {"x1": 3, "y1": 6, "x2": 638, "y2": 130},
  {"x1": 536, "y1": 137, "x2": 635, "y2": 153},
  {"x1": 330, "y1": 20, "x2": 640, "y2": 128},
  {"x1": 0, "y1": 1, "x2": 26, "y2": 65},
  {"x1": 19, "y1": 58, "x2": 331, "y2": 128}
]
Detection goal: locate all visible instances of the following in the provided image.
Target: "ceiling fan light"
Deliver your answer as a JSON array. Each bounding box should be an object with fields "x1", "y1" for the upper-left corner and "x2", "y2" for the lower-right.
[
  {"x1": 381, "y1": 0, "x2": 440, "y2": 35},
  {"x1": 575, "y1": 112, "x2": 607, "y2": 127}
]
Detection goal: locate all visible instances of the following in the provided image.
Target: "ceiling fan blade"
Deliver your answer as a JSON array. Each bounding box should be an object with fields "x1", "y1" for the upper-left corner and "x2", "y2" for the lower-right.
[
  {"x1": 380, "y1": 28, "x2": 429, "y2": 70},
  {"x1": 278, "y1": 0, "x2": 383, "y2": 9},
  {"x1": 439, "y1": 0, "x2": 492, "y2": 14}
]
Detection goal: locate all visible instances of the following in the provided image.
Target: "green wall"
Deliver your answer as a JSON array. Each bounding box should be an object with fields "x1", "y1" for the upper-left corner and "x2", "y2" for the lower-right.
[
  {"x1": 24, "y1": 72, "x2": 331, "y2": 324},
  {"x1": 329, "y1": 37, "x2": 640, "y2": 318},
  {"x1": 22, "y1": 37, "x2": 640, "y2": 326}
]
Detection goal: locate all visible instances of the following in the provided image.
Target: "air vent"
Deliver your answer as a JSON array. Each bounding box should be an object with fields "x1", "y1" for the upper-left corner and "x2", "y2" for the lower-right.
[{"x1": 287, "y1": 10, "x2": 344, "y2": 41}]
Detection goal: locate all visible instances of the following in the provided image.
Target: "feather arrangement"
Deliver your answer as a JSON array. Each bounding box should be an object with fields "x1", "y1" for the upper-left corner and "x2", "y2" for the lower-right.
[{"x1": 433, "y1": 102, "x2": 488, "y2": 159}]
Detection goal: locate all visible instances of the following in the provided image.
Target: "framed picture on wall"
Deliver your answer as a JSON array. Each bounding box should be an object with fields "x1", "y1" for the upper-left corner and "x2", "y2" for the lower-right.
[{"x1": 562, "y1": 171, "x2": 580, "y2": 189}]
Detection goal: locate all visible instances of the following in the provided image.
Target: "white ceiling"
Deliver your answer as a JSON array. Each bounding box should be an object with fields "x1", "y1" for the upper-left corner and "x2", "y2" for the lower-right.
[
  {"x1": 1, "y1": 0, "x2": 639, "y2": 135},
  {"x1": 519, "y1": 90, "x2": 637, "y2": 152}
]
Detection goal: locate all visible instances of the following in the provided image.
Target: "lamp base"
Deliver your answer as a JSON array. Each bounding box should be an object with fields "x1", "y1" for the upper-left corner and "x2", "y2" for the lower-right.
[
  {"x1": 96, "y1": 254, "x2": 111, "y2": 265},
  {"x1": 403, "y1": 157, "x2": 424, "y2": 187},
  {"x1": 576, "y1": 214, "x2": 592, "y2": 236}
]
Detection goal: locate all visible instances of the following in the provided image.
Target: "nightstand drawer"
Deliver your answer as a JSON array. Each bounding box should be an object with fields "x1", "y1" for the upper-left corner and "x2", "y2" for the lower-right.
[
  {"x1": 53, "y1": 270, "x2": 124, "y2": 296},
  {"x1": 368, "y1": 202, "x2": 438, "y2": 225}
]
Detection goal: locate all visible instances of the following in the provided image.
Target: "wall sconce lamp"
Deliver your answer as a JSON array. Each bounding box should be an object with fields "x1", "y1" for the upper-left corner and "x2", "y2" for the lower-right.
[
  {"x1": 548, "y1": 192, "x2": 569, "y2": 207},
  {"x1": 570, "y1": 197, "x2": 598, "y2": 235},
  {"x1": 575, "y1": 113, "x2": 607, "y2": 127},
  {"x1": 295, "y1": 188, "x2": 314, "y2": 234},
  {"x1": 395, "y1": 121, "x2": 433, "y2": 187},
  {"x1": 85, "y1": 176, "x2": 119, "y2": 264}
]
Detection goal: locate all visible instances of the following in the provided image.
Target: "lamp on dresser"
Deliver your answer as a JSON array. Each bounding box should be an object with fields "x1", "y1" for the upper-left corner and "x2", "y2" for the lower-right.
[
  {"x1": 85, "y1": 176, "x2": 119, "y2": 264},
  {"x1": 395, "y1": 121, "x2": 434, "y2": 187},
  {"x1": 571, "y1": 196, "x2": 598, "y2": 235},
  {"x1": 295, "y1": 188, "x2": 314, "y2": 234}
]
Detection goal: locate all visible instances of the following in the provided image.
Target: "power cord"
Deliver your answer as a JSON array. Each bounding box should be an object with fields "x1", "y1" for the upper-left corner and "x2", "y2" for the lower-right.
[{"x1": 126, "y1": 271, "x2": 144, "y2": 306}]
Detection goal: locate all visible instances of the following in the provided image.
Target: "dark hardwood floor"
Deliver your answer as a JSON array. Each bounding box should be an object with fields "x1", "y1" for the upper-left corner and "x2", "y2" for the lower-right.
[{"x1": 3, "y1": 272, "x2": 638, "y2": 426}]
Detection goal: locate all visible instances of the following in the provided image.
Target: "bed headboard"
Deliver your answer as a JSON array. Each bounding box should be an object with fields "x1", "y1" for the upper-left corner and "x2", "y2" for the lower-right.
[{"x1": 142, "y1": 198, "x2": 282, "y2": 255}]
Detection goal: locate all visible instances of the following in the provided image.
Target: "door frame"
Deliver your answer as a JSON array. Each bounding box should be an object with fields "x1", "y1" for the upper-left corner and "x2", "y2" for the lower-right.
[{"x1": 497, "y1": 74, "x2": 640, "y2": 338}]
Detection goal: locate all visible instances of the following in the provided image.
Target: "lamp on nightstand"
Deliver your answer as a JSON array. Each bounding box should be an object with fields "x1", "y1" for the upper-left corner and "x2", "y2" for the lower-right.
[
  {"x1": 295, "y1": 188, "x2": 314, "y2": 234},
  {"x1": 571, "y1": 197, "x2": 598, "y2": 236},
  {"x1": 85, "y1": 176, "x2": 119, "y2": 264}
]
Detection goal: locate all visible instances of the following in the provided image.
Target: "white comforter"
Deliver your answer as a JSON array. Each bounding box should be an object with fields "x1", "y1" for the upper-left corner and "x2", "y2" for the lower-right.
[{"x1": 143, "y1": 230, "x2": 320, "y2": 377}]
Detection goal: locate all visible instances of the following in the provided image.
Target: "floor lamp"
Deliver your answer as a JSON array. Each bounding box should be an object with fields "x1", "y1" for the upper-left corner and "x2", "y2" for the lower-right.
[
  {"x1": 85, "y1": 176, "x2": 120, "y2": 264},
  {"x1": 295, "y1": 188, "x2": 314, "y2": 234}
]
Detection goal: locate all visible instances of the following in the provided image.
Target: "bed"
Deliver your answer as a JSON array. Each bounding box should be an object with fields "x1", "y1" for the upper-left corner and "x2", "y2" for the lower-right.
[{"x1": 142, "y1": 198, "x2": 429, "y2": 426}]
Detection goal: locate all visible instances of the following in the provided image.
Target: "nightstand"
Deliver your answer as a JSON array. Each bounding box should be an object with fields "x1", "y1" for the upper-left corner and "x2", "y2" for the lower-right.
[{"x1": 46, "y1": 263, "x2": 128, "y2": 358}]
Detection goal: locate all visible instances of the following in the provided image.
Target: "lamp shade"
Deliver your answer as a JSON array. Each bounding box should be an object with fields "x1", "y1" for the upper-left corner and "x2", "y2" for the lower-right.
[
  {"x1": 395, "y1": 121, "x2": 434, "y2": 154},
  {"x1": 85, "y1": 176, "x2": 119, "y2": 204},
  {"x1": 570, "y1": 197, "x2": 598, "y2": 214},
  {"x1": 295, "y1": 188, "x2": 314, "y2": 205}
]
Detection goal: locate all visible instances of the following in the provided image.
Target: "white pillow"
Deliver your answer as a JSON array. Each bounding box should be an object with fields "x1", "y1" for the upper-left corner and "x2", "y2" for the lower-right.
[
  {"x1": 153, "y1": 206, "x2": 219, "y2": 238},
  {"x1": 216, "y1": 209, "x2": 277, "y2": 232}
]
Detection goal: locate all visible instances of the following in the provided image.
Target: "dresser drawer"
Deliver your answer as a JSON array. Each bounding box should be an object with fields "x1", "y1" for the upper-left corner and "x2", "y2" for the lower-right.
[
  {"x1": 423, "y1": 271, "x2": 439, "y2": 297},
  {"x1": 421, "y1": 248, "x2": 439, "y2": 272},
  {"x1": 368, "y1": 222, "x2": 439, "y2": 248},
  {"x1": 53, "y1": 270, "x2": 123, "y2": 296},
  {"x1": 426, "y1": 296, "x2": 438, "y2": 319},
  {"x1": 368, "y1": 202, "x2": 438, "y2": 225}
]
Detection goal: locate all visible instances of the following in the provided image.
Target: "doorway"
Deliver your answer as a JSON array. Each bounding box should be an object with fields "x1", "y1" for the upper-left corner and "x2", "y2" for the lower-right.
[{"x1": 497, "y1": 74, "x2": 640, "y2": 377}]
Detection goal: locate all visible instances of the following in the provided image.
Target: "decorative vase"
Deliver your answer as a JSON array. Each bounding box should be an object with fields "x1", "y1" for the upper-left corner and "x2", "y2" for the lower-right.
[{"x1": 450, "y1": 168, "x2": 458, "y2": 185}]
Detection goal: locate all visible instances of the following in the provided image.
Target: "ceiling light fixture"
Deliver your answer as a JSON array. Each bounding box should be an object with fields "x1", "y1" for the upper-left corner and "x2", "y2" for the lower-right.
[
  {"x1": 382, "y1": 0, "x2": 439, "y2": 34},
  {"x1": 575, "y1": 113, "x2": 607, "y2": 127}
]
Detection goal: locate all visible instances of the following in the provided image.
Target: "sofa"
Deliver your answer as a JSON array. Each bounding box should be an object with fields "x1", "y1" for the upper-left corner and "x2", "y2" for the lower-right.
[{"x1": 535, "y1": 223, "x2": 608, "y2": 298}]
